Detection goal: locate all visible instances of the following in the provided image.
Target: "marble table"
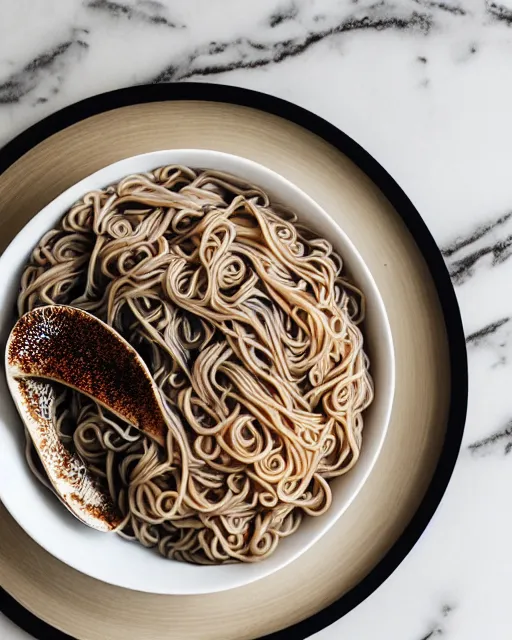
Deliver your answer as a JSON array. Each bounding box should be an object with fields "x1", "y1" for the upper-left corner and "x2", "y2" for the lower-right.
[{"x1": 1, "y1": 0, "x2": 511, "y2": 637}]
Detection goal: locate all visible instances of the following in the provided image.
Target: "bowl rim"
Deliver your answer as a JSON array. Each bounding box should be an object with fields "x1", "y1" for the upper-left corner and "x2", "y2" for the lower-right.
[{"x1": 0, "y1": 148, "x2": 394, "y2": 595}]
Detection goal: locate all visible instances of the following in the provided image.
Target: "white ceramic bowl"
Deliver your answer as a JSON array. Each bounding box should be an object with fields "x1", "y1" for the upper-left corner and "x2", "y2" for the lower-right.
[{"x1": 0, "y1": 150, "x2": 394, "y2": 595}]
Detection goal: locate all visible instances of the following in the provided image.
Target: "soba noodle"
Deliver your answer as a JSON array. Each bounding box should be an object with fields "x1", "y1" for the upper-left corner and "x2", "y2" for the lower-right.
[{"x1": 18, "y1": 165, "x2": 373, "y2": 564}]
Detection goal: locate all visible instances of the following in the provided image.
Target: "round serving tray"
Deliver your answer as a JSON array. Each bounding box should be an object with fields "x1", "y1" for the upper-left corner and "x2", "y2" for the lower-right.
[{"x1": 0, "y1": 83, "x2": 467, "y2": 640}]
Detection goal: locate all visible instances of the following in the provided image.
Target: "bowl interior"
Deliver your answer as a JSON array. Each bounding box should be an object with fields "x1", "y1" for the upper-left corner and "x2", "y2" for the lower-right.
[{"x1": 0, "y1": 150, "x2": 394, "y2": 595}]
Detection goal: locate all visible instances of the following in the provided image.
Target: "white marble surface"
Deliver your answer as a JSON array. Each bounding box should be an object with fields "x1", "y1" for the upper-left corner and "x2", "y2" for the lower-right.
[{"x1": 1, "y1": 0, "x2": 512, "y2": 638}]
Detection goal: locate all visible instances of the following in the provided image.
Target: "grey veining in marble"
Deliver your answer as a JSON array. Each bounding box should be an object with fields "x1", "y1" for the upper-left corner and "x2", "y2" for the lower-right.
[{"x1": 442, "y1": 211, "x2": 512, "y2": 285}]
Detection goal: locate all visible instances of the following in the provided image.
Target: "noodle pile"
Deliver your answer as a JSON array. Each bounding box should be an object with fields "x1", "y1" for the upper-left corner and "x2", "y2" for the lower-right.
[{"x1": 18, "y1": 165, "x2": 373, "y2": 564}]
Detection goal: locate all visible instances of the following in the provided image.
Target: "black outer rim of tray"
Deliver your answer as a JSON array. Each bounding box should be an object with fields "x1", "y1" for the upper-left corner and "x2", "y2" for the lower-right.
[{"x1": 0, "y1": 82, "x2": 468, "y2": 640}]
